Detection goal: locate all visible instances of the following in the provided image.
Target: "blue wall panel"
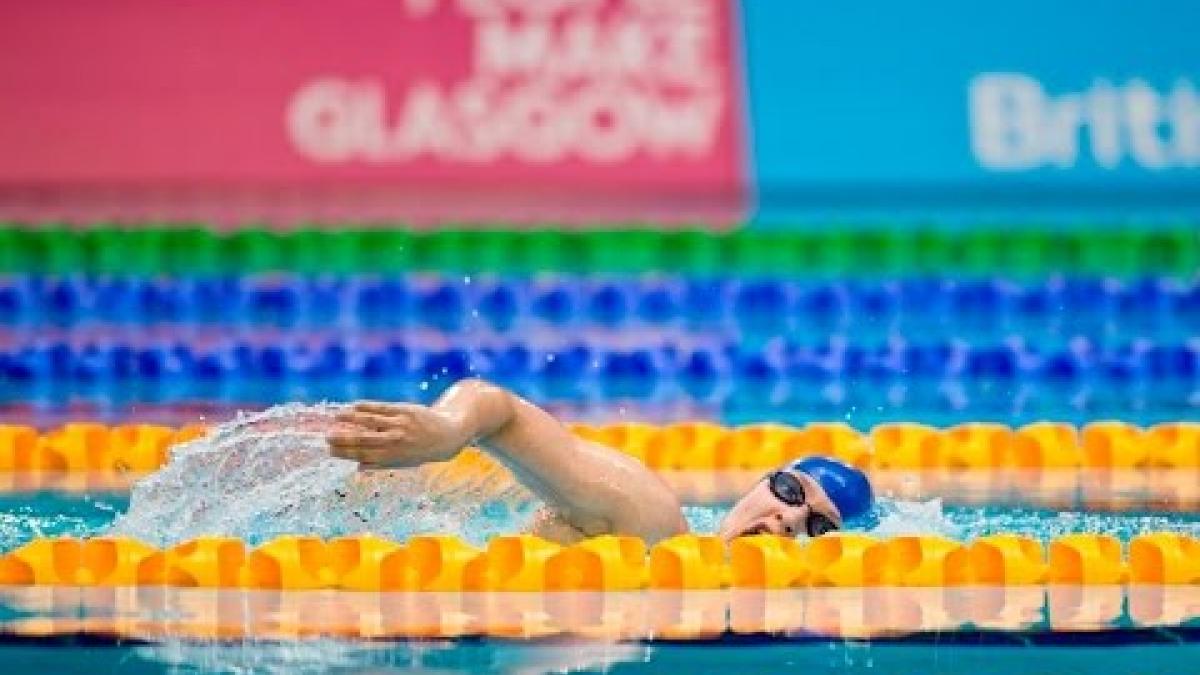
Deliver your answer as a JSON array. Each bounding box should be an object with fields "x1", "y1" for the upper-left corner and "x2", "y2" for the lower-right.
[{"x1": 739, "y1": 1, "x2": 1200, "y2": 224}]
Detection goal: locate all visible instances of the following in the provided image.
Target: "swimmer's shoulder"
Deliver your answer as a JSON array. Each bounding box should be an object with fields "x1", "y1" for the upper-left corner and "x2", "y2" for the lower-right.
[{"x1": 587, "y1": 439, "x2": 689, "y2": 542}]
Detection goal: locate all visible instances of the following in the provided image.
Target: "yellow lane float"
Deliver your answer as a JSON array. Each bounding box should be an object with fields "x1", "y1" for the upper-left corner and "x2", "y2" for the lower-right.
[
  {"x1": 3, "y1": 532, "x2": 1194, "y2": 590},
  {"x1": 4, "y1": 421, "x2": 1198, "y2": 472}
]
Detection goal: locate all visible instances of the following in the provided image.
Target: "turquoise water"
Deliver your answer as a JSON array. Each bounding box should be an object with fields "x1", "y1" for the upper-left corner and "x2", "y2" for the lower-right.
[
  {"x1": 3, "y1": 491, "x2": 1200, "y2": 553},
  {"x1": 1, "y1": 629, "x2": 1199, "y2": 674},
  {"x1": 1, "y1": 404, "x2": 1198, "y2": 674},
  {"x1": 1, "y1": 482, "x2": 1199, "y2": 674}
]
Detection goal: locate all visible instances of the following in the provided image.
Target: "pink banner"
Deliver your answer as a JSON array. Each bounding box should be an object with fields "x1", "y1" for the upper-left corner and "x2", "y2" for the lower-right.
[{"x1": 0, "y1": 0, "x2": 746, "y2": 224}]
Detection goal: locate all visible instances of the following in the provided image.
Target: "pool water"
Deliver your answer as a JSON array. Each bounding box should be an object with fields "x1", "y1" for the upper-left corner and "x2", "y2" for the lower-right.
[
  {"x1": 4, "y1": 404, "x2": 1191, "y2": 552},
  {"x1": 5, "y1": 229, "x2": 1200, "y2": 675},
  {"x1": 2, "y1": 485, "x2": 1199, "y2": 675},
  {"x1": 0, "y1": 637, "x2": 1197, "y2": 675},
  {"x1": 4, "y1": 489, "x2": 1200, "y2": 554},
  {"x1": 1, "y1": 408, "x2": 1198, "y2": 672},
  {"x1": 2, "y1": 486, "x2": 1200, "y2": 673}
]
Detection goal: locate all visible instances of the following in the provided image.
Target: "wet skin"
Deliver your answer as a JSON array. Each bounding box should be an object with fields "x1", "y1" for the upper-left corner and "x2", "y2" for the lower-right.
[{"x1": 328, "y1": 378, "x2": 841, "y2": 546}]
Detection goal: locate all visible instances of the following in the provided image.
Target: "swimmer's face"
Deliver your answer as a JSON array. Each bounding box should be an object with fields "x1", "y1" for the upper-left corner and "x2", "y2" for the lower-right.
[{"x1": 717, "y1": 469, "x2": 843, "y2": 543}]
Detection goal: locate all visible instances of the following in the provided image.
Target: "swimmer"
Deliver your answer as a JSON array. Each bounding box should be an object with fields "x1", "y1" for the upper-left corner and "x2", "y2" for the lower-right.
[{"x1": 328, "y1": 378, "x2": 873, "y2": 545}]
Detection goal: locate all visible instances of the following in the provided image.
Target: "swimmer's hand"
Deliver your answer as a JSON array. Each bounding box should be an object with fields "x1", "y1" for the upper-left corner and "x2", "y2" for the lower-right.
[
  {"x1": 328, "y1": 402, "x2": 467, "y2": 469},
  {"x1": 329, "y1": 379, "x2": 687, "y2": 544}
]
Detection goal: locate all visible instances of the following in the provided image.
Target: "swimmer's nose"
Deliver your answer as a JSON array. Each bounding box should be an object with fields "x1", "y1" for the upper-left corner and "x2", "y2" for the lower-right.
[
  {"x1": 745, "y1": 513, "x2": 801, "y2": 538},
  {"x1": 776, "y1": 509, "x2": 808, "y2": 537}
]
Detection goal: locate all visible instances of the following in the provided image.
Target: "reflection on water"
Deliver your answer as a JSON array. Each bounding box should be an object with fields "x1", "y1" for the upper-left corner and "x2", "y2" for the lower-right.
[
  {"x1": 0, "y1": 586, "x2": 1195, "y2": 641},
  {"x1": 3, "y1": 636, "x2": 1198, "y2": 675},
  {"x1": 0, "y1": 586, "x2": 1197, "y2": 673},
  {"x1": 136, "y1": 638, "x2": 650, "y2": 675},
  {"x1": 3, "y1": 637, "x2": 1200, "y2": 675}
]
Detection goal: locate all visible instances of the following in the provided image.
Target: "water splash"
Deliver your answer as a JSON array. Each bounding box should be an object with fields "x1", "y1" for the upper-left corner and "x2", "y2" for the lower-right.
[
  {"x1": 868, "y1": 498, "x2": 963, "y2": 539},
  {"x1": 134, "y1": 638, "x2": 420, "y2": 674},
  {"x1": 108, "y1": 403, "x2": 536, "y2": 548},
  {"x1": 133, "y1": 637, "x2": 650, "y2": 674},
  {"x1": 101, "y1": 402, "x2": 1200, "y2": 550},
  {"x1": 857, "y1": 498, "x2": 1200, "y2": 544}
]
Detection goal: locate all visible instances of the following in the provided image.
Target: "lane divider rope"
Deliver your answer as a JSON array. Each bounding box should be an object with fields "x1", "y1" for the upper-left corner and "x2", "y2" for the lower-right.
[
  {"x1": 1, "y1": 420, "x2": 1198, "y2": 472},
  {"x1": 1, "y1": 531, "x2": 1197, "y2": 590}
]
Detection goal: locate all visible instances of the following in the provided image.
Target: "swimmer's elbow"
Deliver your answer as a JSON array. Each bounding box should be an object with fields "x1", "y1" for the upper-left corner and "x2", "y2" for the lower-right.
[
  {"x1": 453, "y1": 378, "x2": 518, "y2": 439},
  {"x1": 452, "y1": 377, "x2": 498, "y2": 401}
]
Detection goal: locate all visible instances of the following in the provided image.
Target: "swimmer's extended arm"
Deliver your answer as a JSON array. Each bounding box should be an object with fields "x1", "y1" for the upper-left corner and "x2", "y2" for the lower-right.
[{"x1": 328, "y1": 378, "x2": 687, "y2": 543}]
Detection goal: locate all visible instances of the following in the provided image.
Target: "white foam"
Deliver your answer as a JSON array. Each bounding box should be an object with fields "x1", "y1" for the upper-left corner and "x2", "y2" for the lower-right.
[
  {"x1": 867, "y1": 498, "x2": 963, "y2": 540},
  {"x1": 108, "y1": 403, "x2": 529, "y2": 547}
]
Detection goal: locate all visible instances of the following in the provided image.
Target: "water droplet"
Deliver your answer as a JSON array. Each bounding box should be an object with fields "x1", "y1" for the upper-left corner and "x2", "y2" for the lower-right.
[{"x1": 106, "y1": 402, "x2": 529, "y2": 548}]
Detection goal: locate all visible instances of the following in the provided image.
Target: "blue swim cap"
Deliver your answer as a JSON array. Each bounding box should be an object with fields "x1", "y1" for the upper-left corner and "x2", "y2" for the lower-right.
[{"x1": 790, "y1": 456, "x2": 873, "y2": 522}]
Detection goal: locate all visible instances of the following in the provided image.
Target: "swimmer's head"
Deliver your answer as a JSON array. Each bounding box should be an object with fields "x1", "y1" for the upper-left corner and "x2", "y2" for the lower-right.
[{"x1": 717, "y1": 455, "x2": 873, "y2": 543}]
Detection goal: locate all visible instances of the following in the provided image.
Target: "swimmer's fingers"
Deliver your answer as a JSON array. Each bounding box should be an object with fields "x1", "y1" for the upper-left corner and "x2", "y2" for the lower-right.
[
  {"x1": 332, "y1": 428, "x2": 403, "y2": 443},
  {"x1": 327, "y1": 444, "x2": 363, "y2": 463},
  {"x1": 328, "y1": 430, "x2": 397, "y2": 452},
  {"x1": 352, "y1": 401, "x2": 425, "y2": 417},
  {"x1": 330, "y1": 444, "x2": 424, "y2": 470},
  {"x1": 326, "y1": 438, "x2": 360, "y2": 463},
  {"x1": 327, "y1": 436, "x2": 394, "y2": 468},
  {"x1": 336, "y1": 411, "x2": 397, "y2": 431}
]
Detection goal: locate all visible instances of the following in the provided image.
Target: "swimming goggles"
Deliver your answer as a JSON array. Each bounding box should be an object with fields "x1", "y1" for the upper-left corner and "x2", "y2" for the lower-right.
[{"x1": 767, "y1": 471, "x2": 839, "y2": 537}]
